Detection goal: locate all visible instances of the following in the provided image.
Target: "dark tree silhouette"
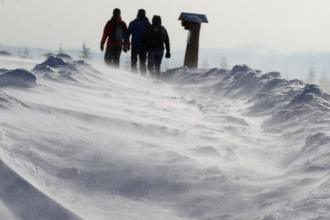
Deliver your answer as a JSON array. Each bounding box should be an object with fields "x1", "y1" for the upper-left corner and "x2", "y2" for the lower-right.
[
  {"x1": 306, "y1": 66, "x2": 316, "y2": 84},
  {"x1": 220, "y1": 56, "x2": 228, "y2": 70},
  {"x1": 80, "y1": 43, "x2": 91, "y2": 59}
]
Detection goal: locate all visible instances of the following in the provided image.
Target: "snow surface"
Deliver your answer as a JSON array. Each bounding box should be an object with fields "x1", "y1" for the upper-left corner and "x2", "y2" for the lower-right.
[
  {"x1": 0, "y1": 55, "x2": 329, "y2": 220},
  {"x1": 0, "y1": 69, "x2": 37, "y2": 88}
]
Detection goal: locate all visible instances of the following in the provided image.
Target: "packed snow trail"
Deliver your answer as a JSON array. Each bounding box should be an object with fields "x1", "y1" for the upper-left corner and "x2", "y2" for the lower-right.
[{"x1": 0, "y1": 55, "x2": 329, "y2": 220}]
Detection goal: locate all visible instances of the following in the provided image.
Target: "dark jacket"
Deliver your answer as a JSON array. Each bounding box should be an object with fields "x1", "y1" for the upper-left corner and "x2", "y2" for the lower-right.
[
  {"x1": 144, "y1": 25, "x2": 170, "y2": 52},
  {"x1": 126, "y1": 17, "x2": 151, "y2": 49},
  {"x1": 101, "y1": 16, "x2": 128, "y2": 47}
]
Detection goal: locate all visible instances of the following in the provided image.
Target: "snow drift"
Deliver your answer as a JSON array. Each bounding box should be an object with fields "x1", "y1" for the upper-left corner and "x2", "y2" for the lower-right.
[
  {"x1": 0, "y1": 55, "x2": 329, "y2": 220},
  {"x1": 0, "y1": 160, "x2": 82, "y2": 220},
  {"x1": 0, "y1": 69, "x2": 37, "y2": 88},
  {"x1": 165, "y1": 66, "x2": 330, "y2": 171}
]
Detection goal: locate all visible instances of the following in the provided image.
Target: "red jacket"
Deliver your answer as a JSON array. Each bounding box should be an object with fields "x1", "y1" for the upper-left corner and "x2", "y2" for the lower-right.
[{"x1": 101, "y1": 16, "x2": 128, "y2": 47}]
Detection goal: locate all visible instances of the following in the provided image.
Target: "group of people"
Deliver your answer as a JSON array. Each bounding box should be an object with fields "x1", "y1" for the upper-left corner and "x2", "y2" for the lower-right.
[{"x1": 100, "y1": 8, "x2": 171, "y2": 78}]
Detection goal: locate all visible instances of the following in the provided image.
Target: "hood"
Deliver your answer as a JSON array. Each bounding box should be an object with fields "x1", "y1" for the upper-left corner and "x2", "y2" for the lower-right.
[{"x1": 110, "y1": 16, "x2": 122, "y2": 23}]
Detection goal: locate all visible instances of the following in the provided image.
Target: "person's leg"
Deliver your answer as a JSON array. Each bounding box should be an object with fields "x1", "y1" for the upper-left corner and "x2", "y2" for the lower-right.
[
  {"x1": 112, "y1": 47, "x2": 122, "y2": 67},
  {"x1": 139, "y1": 49, "x2": 147, "y2": 75},
  {"x1": 104, "y1": 45, "x2": 112, "y2": 65},
  {"x1": 154, "y1": 50, "x2": 164, "y2": 78},
  {"x1": 107, "y1": 46, "x2": 116, "y2": 66},
  {"x1": 131, "y1": 47, "x2": 138, "y2": 72},
  {"x1": 147, "y1": 50, "x2": 156, "y2": 76}
]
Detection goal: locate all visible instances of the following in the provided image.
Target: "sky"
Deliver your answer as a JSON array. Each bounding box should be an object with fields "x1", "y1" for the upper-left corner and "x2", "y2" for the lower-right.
[{"x1": 1, "y1": 0, "x2": 330, "y2": 53}]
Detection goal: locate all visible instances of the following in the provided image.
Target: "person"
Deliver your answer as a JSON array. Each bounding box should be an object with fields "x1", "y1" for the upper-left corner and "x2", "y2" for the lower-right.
[
  {"x1": 125, "y1": 9, "x2": 151, "y2": 74},
  {"x1": 100, "y1": 8, "x2": 129, "y2": 67},
  {"x1": 144, "y1": 15, "x2": 171, "y2": 78}
]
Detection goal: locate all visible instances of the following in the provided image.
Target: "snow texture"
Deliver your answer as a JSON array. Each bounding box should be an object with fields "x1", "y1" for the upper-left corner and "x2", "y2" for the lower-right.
[
  {"x1": 55, "y1": 53, "x2": 73, "y2": 61},
  {"x1": 0, "y1": 56, "x2": 329, "y2": 220},
  {"x1": 0, "y1": 160, "x2": 82, "y2": 220},
  {"x1": 0, "y1": 51, "x2": 12, "y2": 57},
  {"x1": 0, "y1": 69, "x2": 37, "y2": 88},
  {"x1": 0, "y1": 68, "x2": 8, "y2": 73}
]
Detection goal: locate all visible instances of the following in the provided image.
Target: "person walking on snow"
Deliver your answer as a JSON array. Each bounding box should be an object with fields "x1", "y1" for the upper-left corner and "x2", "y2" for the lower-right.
[
  {"x1": 100, "y1": 8, "x2": 129, "y2": 67},
  {"x1": 144, "y1": 15, "x2": 171, "y2": 78},
  {"x1": 125, "y1": 9, "x2": 151, "y2": 74}
]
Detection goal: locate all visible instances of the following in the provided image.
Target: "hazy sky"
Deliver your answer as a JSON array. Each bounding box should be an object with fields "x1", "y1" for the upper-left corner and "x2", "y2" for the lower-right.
[{"x1": 1, "y1": 0, "x2": 330, "y2": 53}]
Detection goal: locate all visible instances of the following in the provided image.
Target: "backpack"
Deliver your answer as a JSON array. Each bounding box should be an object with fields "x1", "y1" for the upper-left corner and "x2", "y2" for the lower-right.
[
  {"x1": 111, "y1": 23, "x2": 124, "y2": 41},
  {"x1": 149, "y1": 26, "x2": 166, "y2": 49}
]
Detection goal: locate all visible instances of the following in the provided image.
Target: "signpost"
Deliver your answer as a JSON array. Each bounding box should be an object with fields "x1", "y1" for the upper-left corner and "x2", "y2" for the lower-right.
[{"x1": 179, "y1": 13, "x2": 208, "y2": 68}]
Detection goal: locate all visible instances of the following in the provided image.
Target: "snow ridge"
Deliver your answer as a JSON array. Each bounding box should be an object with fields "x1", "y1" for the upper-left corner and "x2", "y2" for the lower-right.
[{"x1": 0, "y1": 56, "x2": 329, "y2": 220}]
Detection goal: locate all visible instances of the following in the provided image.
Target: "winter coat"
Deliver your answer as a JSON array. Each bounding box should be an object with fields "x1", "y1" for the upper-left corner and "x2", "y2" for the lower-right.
[
  {"x1": 101, "y1": 16, "x2": 128, "y2": 48},
  {"x1": 144, "y1": 25, "x2": 170, "y2": 52},
  {"x1": 126, "y1": 17, "x2": 151, "y2": 49}
]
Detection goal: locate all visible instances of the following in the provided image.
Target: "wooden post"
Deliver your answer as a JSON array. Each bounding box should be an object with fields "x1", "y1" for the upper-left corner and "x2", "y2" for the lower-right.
[
  {"x1": 179, "y1": 13, "x2": 208, "y2": 69},
  {"x1": 182, "y1": 21, "x2": 201, "y2": 68}
]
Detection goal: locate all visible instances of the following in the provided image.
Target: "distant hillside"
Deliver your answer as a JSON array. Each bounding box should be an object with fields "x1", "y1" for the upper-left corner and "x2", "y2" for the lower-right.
[{"x1": 197, "y1": 46, "x2": 330, "y2": 80}]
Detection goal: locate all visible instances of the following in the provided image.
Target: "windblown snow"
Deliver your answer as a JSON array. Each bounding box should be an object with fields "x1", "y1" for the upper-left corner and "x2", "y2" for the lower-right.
[{"x1": 0, "y1": 55, "x2": 329, "y2": 220}]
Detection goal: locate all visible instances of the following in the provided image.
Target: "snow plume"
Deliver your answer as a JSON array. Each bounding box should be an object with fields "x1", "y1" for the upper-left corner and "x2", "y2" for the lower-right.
[{"x1": 0, "y1": 55, "x2": 329, "y2": 220}]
